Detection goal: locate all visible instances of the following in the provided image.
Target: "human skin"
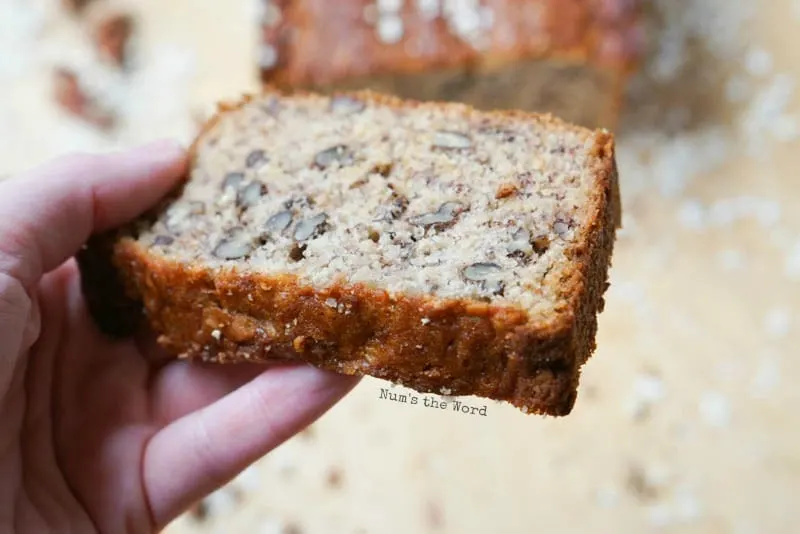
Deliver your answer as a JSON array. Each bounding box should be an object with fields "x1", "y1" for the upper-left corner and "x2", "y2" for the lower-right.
[{"x1": 0, "y1": 140, "x2": 359, "y2": 533}]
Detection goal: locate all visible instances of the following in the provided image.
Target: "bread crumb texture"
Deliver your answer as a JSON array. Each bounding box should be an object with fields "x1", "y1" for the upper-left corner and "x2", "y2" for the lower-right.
[{"x1": 142, "y1": 92, "x2": 608, "y2": 315}]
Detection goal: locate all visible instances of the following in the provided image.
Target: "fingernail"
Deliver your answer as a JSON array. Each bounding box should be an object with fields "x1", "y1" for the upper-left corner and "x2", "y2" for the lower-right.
[
  {"x1": 120, "y1": 140, "x2": 187, "y2": 175},
  {"x1": 128, "y1": 139, "x2": 187, "y2": 162}
]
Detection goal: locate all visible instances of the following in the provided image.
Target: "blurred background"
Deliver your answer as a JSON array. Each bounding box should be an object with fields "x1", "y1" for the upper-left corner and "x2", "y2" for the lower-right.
[{"x1": 1, "y1": 0, "x2": 799, "y2": 533}]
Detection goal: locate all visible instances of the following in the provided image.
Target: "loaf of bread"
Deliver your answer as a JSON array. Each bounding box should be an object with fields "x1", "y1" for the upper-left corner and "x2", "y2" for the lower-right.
[
  {"x1": 78, "y1": 90, "x2": 620, "y2": 416},
  {"x1": 257, "y1": 0, "x2": 643, "y2": 129}
]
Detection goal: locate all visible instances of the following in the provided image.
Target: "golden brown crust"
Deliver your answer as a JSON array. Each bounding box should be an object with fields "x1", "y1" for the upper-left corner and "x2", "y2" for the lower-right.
[
  {"x1": 213, "y1": 87, "x2": 602, "y2": 147},
  {"x1": 258, "y1": 0, "x2": 643, "y2": 129},
  {"x1": 79, "y1": 89, "x2": 620, "y2": 416},
  {"x1": 260, "y1": 0, "x2": 643, "y2": 84},
  {"x1": 107, "y1": 245, "x2": 581, "y2": 414}
]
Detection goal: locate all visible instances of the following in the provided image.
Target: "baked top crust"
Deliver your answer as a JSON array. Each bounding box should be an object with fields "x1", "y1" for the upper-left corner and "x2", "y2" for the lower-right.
[{"x1": 258, "y1": 0, "x2": 643, "y2": 86}]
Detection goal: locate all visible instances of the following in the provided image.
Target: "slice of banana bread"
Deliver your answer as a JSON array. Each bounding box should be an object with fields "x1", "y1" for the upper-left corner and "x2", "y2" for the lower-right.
[
  {"x1": 257, "y1": 0, "x2": 644, "y2": 129},
  {"x1": 78, "y1": 90, "x2": 620, "y2": 416}
]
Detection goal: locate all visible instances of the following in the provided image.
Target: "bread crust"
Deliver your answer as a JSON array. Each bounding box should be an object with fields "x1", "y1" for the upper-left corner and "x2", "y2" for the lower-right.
[
  {"x1": 261, "y1": 0, "x2": 642, "y2": 83},
  {"x1": 77, "y1": 90, "x2": 619, "y2": 416},
  {"x1": 258, "y1": 0, "x2": 643, "y2": 128}
]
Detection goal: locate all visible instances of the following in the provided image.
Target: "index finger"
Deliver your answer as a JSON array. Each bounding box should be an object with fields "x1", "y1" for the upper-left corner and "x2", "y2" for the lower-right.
[{"x1": 0, "y1": 140, "x2": 187, "y2": 289}]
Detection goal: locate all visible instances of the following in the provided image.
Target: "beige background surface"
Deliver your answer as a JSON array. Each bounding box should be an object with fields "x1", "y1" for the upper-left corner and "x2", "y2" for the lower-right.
[{"x1": 1, "y1": 0, "x2": 799, "y2": 533}]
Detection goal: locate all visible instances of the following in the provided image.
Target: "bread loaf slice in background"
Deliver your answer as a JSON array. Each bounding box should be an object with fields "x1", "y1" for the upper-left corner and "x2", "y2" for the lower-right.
[
  {"x1": 257, "y1": 0, "x2": 643, "y2": 129},
  {"x1": 78, "y1": 90, "x2": 620, "y2": 416}
]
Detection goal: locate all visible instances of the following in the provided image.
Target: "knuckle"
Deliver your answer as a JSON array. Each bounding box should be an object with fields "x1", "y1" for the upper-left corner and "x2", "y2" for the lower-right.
[
  {"x1": 0, "y1": 224, "x2": 37, "y2": 286},
  {"x1": 191, "y1": 412, "x2": 228, "y2": 485}
]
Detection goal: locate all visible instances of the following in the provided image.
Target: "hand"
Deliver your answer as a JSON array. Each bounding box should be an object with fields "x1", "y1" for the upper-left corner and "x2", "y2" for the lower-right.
[{"x1": 0, "y1": 141, "x2": 359, "y2": 534}]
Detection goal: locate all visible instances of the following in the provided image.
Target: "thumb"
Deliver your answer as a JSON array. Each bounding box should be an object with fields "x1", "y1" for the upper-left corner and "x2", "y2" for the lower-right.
[{"x1": 0, "y1": 140, "x2": 186, "y2": 289}]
